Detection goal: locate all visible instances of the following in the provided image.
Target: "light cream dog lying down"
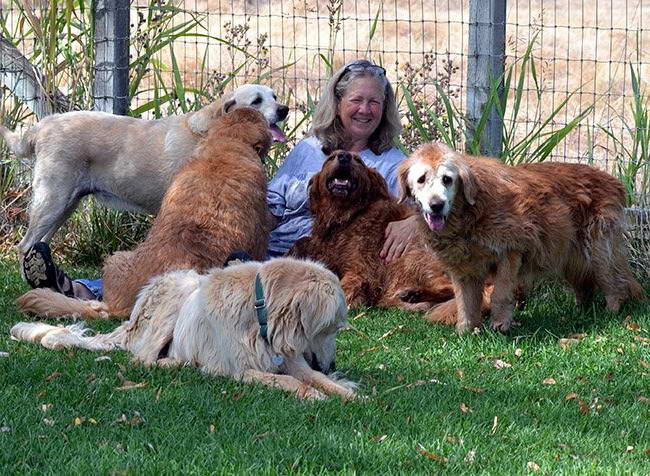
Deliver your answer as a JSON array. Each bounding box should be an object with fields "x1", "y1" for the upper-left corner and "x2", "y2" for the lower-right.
[{"x1": 11, "y1": 258, "x2": 357, "y2": 400}]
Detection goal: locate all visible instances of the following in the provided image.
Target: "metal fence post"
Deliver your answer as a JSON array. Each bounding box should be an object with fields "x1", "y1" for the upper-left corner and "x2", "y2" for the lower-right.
[
  {"x1": 466, "y1": 0, "x2": 506, "y2": 157},
  {"x1": 93, "y1": 0, "x2": 130, "y2": 115}
]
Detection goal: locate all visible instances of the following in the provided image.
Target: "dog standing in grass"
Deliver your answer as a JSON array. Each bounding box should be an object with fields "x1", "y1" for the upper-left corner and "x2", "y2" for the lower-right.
[
  {"x1": 0, "y1": 84, "x2": 288, "y2": 257},
  {"x1": 399, "y1": 142, "x2": 645, "y2": 334}
]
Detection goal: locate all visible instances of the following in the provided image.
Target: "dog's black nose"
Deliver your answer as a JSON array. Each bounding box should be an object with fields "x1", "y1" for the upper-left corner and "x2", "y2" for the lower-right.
[
  {"x1": 336, "y1": 151, "x2": 352, "y2": 165},
  {"x1": 430, "y1": 200, "x2": 445, "y2": 214},
  {"x1": 277, "y1": 105, "x2": 289, "y2": 121}
]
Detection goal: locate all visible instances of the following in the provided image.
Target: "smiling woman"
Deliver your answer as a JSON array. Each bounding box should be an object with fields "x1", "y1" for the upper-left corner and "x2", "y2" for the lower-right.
[{"x1": 267, "y1": 59, "x2": 418, "y2": 262}]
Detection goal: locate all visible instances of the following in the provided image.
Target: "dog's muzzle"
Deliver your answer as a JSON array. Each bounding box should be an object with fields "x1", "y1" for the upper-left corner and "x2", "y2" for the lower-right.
[
  {"x1": 306, "y1": 352, "x2": 335, "y2": 374},
  {"x1": 326, "y1": 153, "x2": 358, "y2": 197},
  {"x1": 423, "y1": 200, "x2": 446, "y2": 231}
]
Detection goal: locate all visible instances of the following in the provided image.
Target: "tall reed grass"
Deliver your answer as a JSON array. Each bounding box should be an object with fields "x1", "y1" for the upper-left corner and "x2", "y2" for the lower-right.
[{"x1": 0, "y1": 2, "x2": 648, "y2": 272}]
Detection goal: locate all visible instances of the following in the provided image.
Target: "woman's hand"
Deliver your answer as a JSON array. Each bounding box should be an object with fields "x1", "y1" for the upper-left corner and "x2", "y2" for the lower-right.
[{"x1": 380, "y1": 214, "x2": 419, "y2": 264}]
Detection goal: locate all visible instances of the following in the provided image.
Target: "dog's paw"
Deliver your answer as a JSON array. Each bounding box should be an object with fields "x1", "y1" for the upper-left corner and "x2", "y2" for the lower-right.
[
  {"x1": 455, "y1": 320, "x2": 472, "y2": 335},
  {"x1": 299, "y1": 385, "x2": 327, "y2": 401},
  {"x1": 398, "y1": 289, "x2": 425, "y2": 303},
  {"x1": 490, "y1": 318, "x2": 520, "y2": 333}
]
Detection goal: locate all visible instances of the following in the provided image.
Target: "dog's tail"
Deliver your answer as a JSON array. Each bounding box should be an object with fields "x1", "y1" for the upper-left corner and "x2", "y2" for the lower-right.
[
  {"x1": 16, "y1": 288, "x2": 111, "y2": 320},
  {"x1": 0, "y1": 124, "x2": 34, "y2": 158},
  {"x1": 10, "y1": 321, "x2": 124, "y2": 351}
]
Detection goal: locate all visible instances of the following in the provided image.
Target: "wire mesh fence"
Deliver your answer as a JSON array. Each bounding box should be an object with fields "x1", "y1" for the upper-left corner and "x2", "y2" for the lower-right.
[
  {"x1": 0, "y1": 1, "x2": 647, "y2": 162},
  {"x1": 123, "y1": 0, "x2": 648, "y2": 164},
  {"x1": 0, "y1": 0, "x2": 648, "y2": 269}
]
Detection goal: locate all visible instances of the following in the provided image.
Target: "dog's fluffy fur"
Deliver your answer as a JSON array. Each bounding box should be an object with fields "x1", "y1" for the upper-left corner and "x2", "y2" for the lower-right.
[
  {"x1": 0, "y1": 84, "x2": 288, "y2": 256},
  {"x1": 288, "y1": 150, "x2": 480, "y2": 324},
  {"x1": 399, "y1": 142, "x2": 645, "y2": 334},
  {"x1": 11, "y1": 258, "x2": 357, "y2": 400},
  {"x1": 16, "y1": 107, "x2": 272, "y2": 319}
]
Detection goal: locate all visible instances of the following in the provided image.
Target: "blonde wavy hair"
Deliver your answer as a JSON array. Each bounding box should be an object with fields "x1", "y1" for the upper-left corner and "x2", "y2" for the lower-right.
[{"x1": 311, "y1": 60, "x2": 402, "y2": 155}]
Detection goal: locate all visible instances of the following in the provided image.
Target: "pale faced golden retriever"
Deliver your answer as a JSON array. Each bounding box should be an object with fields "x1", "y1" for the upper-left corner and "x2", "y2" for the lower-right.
[
  {"x1": 11, "y1": 258, "x2": 357, "y2": 401},
  {"x1": 0, "y1": 84, "x2": 288, "y2": 256},
  {"x1": 16, "y1": 107, "x2": 272, "y2": 320},
  {"x1": 399, "y1": 142, "x2": 645, "y2": 334}
]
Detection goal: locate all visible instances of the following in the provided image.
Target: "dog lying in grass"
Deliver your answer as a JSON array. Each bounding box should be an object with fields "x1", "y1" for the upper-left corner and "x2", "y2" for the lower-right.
[
  {"x1": 399, "y1": 142, "x2": 645, "y2": 334},
  {"x1": 11, "y1": 258, "x2": 357, "y2": 401}
]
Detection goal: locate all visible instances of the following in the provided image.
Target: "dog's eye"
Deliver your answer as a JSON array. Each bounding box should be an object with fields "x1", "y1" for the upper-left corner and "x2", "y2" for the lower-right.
[
  {"x1": 442, "y1": 175, "x2": 453, "y2": 186},
  {"x1": 252, "y1": 96, "x2": 263, "y2": 105},
  {"x1": 417, "y1": 174, "x2": 426, "y2": 184}
]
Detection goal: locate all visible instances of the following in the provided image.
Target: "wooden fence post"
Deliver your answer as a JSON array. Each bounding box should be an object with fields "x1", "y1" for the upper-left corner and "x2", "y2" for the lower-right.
[
  {"x1": 466, "y1": 0, "x2": 506, "y2": 157},
  {"x1": 93, "y1": 0, "x2": 130, "y2": 115}
]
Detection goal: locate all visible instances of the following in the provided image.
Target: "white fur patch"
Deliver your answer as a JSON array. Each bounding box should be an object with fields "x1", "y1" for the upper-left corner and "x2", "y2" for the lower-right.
[
  {"x1": 232, "y1": 84, "x2": 285, "y2": 124},
  {"x1": 407, "y1": 157, "x2": 459, "y2": 217}
]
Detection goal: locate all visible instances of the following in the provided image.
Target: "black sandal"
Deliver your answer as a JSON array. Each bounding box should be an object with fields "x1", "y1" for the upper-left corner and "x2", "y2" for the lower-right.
[{"x1": 22, "y1": 242, "x2": 75, "y2": 297}]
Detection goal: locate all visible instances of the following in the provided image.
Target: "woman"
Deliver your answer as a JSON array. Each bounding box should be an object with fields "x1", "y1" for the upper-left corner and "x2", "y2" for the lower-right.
[
  {"x1": 267, "y1": 59, "x2": 418, "y2": 259},
  {"x1": 22, "y1": 59, "x2": 418, "y2": 301}
]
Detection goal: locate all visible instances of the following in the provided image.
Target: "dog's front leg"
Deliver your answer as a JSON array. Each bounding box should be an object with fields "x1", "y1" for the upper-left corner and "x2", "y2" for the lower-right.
[
  {"x1": 286, "y1": 358, "x2": 357, "y2": 400},
  {"x1": 489, "y1": 252, "x2": 522, "y2": 333},
  {"x1": 241, "y1": 369, "x2": 326, "y2": 401},
  {"x1": 340, "y1": 274, "x2": 370, "y2": 308},
  {"x1": 452, "y1": 274, "x2": 485, "y2": 335}
]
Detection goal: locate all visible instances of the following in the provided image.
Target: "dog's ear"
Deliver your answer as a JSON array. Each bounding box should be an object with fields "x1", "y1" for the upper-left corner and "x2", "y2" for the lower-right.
[
  {"x1": 188, "y1": 101, "x2": 222, "y2": 134},
  {"x1": 222, "y1": 98, "x2": 237, "y2": 113},
  {"x1": 366, "y1": 167, "x2": 391, "y2": 202},
  {"x1": 187, "y1": 106, "x2": 210, "y2": 134},
  {"x1": 456, "y1": 157, "x2": 477, "y2": 206},
  {"x1": 306, "y1": 175, "x2": 320, "y2": 210},
  {"x1": 397, "y1": 159, "x2": 413, "y2": 204},
  {"x1": 253, "y1": 129, "x2": 272, "y2": 160}
]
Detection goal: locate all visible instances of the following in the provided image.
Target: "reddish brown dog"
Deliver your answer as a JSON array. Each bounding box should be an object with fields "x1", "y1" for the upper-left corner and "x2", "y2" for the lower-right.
[
  {"x1": 17, "y1": 108, "x2": 272, "y2": 320},
  {"x1": 288, "y1": 150, "x2": 490, "y2": 324},
  {"x1": 399, "y1": 142, "x2": 645, "y2": 334}
]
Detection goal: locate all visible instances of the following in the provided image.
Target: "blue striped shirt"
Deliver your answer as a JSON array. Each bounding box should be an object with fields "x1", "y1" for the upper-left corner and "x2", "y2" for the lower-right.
[{"x1": 267, "y1": 136, "x2": 406, "y2": 256}]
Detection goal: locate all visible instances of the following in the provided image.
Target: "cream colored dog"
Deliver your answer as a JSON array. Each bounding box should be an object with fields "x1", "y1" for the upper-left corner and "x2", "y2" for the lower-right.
[
  {"x1": 11, "y1": 258, "x2": 358, "y2": 401},
  {"x1": 0, "y1": 84, "x2": 288, "y2": 256}
]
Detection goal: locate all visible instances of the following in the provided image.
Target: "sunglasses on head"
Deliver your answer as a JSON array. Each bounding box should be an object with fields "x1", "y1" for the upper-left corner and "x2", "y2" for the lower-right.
[{"x1": 342, "y1": 60, "x2": 386, "y2": 77}]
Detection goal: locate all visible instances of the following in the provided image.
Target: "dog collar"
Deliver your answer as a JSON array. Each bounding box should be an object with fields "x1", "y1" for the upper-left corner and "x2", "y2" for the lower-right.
[
  {"x1": 254, "y1": 274, "x2": 284, "y2": 366},
  {"x1": 254, "y1": 273, "x2": 269, "y2": 342}
]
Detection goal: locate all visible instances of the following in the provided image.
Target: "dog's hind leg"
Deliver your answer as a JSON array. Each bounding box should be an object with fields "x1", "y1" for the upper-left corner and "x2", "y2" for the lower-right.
[
  {"x1": 16, "y1": 288, "x2": 110, "y2": 320},
  {"x1": 590, "y1": 227, "x2": 644, "y2": 312},
  {"x1": 19, "y1": 172, "x2": 84, "y2": 255},
  {"x1": 490, "y1": 252, "x2": 522, "y2": 333},
  {"x1": 241, "y1": 369, "x2": 327, "y2": 401}
]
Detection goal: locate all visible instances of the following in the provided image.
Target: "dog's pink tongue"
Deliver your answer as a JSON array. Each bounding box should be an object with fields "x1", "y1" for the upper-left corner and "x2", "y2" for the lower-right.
[
  {"x1": 424, "y1": 213, "x2": 445, "y2": 231},
  {"x1": 270, "y1": 124, "x2": 287, "y2": 142}
]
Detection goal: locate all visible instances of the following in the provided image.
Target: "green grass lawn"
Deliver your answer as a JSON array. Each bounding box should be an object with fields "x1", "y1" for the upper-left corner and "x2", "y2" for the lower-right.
[{"x1": 1, "y1": 258, "x2": 649, "y2": 474}]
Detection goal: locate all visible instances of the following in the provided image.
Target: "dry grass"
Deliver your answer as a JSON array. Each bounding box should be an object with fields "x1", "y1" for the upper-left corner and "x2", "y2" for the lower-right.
[{"x1": 128, "y1": 0, "x2": 648, "y2": 167}]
